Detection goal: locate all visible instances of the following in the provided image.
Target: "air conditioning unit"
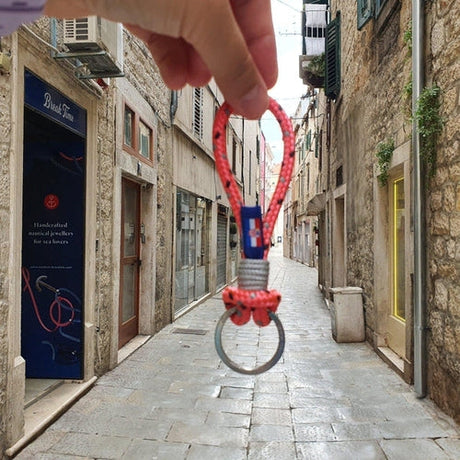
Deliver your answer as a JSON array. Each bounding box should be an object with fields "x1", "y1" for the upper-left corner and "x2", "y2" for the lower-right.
[{"x1": 63, "y1": 16, "x2": 123, "y2": 78}]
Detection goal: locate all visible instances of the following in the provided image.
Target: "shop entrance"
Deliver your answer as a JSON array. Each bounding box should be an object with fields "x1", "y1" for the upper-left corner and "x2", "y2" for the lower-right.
[
  {"x1": 21, "y1": 70, "x2": 86, "y2": 379},
  {"x1": 119, "y1": 178, "x2": 141, "y2": 348},
  {"x1": 174, "y1": 189, "x2": 210, "y2": 314}
]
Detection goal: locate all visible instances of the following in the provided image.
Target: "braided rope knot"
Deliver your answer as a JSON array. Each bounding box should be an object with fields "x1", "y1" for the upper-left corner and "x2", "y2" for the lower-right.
[{"x1": 222, "y1": 259, "x2": 281, "y2": 327}]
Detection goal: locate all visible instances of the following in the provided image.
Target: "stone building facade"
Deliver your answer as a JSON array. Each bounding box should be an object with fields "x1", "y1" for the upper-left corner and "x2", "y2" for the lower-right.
[
  {"x1": 0, "y1": 16, "x2": 260, "y2": 456},
  {"x1": 171, "y1": 82, "x2": 261, "y2": 317},
  {"x1": 299, "y1": 0, "x2": 459, "y2": 422},
  {"x1": 288, "y1": 95, "x2": 320, "y2": 268}
]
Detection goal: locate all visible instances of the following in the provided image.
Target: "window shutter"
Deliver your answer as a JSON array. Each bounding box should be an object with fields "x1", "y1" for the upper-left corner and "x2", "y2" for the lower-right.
[
  {"x1": 193, "y1": 87, "x2": 203, "y2": 139},
  {"x1": 315, "y1": 129, "x2": 319, "y2": 158},
  {"x1": 325, "y1": 12, "x2": 341, "y2": 100},
  {"x1": 357, "y1": 0, "x2": 373, "y2": 29},
  {"x1": 306, "y1": 129, "x2": 312, "y2": 150}
]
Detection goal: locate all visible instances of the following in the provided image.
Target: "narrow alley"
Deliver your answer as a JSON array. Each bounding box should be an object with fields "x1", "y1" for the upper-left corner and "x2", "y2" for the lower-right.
[{"x1": 16, "y1": 248, "x2": 460, "y2": 459}]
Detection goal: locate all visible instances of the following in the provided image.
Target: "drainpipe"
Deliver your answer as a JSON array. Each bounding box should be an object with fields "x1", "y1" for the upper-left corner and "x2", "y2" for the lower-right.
[{"x1": 412, "y1": 0, "x2": 427, "y2": 398}]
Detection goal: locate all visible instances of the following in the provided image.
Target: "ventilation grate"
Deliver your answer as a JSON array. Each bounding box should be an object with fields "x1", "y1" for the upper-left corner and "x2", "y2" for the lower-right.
[{"x1": 171, "y1": 328, "x2": 207, "y2": 336}]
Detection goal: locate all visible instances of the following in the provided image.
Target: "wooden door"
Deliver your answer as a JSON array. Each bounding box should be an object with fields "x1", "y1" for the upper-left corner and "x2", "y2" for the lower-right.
[{"x1": 119, "y1": 178, "x2": 141, "y2": 348}]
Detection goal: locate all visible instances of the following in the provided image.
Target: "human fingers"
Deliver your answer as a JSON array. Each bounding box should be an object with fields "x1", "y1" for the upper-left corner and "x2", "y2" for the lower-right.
[
  {"x1": 44, "y1": 0, "x2": 270, "y2": 119},
  {"x1": 126, "y1": 26, "x2": 211, "y2": 89},
  {"x1": 230, "y1": 0, "x2": 278, "y2": 90},
  {"x1": 180, "y1": 0, "x2": 269, "y2": 118}
]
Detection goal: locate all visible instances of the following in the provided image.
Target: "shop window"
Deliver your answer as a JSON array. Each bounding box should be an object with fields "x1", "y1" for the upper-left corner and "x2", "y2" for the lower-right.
[
  {"x1": 325, "y1": 12, "x2": 341, "y2": 100},
  {"x1": 123, "y1": 103, "x2": 154, "y2": 164},
  {"x1": 392, "y1": 177, "x2": 405, "y2": 321},
  {"x1": 175, "y1": 189, "x2": 210, "y2": 312}
]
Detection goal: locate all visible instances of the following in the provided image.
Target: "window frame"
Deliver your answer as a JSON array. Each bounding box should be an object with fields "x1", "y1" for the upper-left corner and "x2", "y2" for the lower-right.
[
  {"x1": 123, "y1": 101, "x2": 155, "y2": 165},
  {"x1": 375, "y1": 0, "x2": 389, "y2": 16},
  {"x1": 357, "y1": 0, "x2": 397, "y2": 30},
  {"x1": 357, "y1": 0, "x2": 373, "y2": 30}
]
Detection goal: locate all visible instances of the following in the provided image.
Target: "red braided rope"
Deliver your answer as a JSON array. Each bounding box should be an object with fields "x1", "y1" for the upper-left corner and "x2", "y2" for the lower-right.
[
  {"x1": 213, "y1": 98, "x2": 295, "y2": 258},
  {"x1": 213, "y1": 98, "x2": 295, "y2": 327}
]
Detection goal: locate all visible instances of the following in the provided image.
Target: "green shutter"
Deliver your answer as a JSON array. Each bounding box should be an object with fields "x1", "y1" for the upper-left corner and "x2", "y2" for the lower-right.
[
  {"x1": 306, "y1": 130, "x2": 312, "y2": 150},
  {"x1": 325, "y1": 12, "x2": 341, "y2": 100},
  {"x1": 315, "y1": 129, "x2": 319, "y2": 158},
  {"x1": 357, "y1": 0, "x2": 373, "y2": 30}
]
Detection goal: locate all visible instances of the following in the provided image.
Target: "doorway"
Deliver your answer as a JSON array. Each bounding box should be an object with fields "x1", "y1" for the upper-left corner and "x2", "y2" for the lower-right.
[
  {"x1": 119, "y1": 178, "x2": 141, "y2": 348},
  {"x1": 174, "y1": 189, "x2": 211, "y2": 314},
  {"x1": 21, "y1": 71, "x2": 86, "y2": 379}
]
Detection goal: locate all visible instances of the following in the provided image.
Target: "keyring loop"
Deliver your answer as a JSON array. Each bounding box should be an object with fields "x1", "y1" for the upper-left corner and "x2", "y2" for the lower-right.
[{"x1": 214, "y1": 307, "x2": 285, "y2": 375}]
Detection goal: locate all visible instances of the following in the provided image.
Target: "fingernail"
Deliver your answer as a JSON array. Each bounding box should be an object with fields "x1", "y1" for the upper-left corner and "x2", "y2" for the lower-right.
[{"x1": 238, "y1": 85, "x2": 268, "y2": 120}]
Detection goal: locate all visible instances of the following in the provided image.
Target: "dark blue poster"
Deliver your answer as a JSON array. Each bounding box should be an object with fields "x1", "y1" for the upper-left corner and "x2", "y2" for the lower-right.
[{"x1": 22, "y1": 70, "x2": 86, "y2": 379}]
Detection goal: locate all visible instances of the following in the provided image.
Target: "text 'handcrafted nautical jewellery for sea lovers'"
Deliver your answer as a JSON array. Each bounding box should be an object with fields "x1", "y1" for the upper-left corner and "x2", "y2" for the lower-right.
[{"x1": 213, "y1": 98, "x2": 295, "y2": 374}]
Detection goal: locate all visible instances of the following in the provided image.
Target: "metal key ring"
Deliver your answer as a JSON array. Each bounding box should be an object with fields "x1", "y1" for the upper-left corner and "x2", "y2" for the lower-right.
[{"x1": 214, "y1": 307, "x2": 285, "y2": 375}]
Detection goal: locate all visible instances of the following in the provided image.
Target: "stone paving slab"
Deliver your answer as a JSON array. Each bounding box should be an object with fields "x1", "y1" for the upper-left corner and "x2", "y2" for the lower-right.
[{"x1": 15, "y1": 248, "x2": 460, "y2": 459}]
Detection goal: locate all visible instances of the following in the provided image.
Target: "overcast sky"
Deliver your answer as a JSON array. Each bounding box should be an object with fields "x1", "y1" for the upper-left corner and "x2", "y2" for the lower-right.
[{"x1": 261, "y1": 0, "x2": 306, "y2": 161}]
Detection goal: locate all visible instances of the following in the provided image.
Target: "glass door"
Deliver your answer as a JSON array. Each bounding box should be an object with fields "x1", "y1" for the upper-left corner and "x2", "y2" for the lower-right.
[
  {"x1": 175, "y1": 190, "x2": 210, "y2": 314},
  {"x1": 119, "y1": 178, "x2": 141, "y2": 348}
]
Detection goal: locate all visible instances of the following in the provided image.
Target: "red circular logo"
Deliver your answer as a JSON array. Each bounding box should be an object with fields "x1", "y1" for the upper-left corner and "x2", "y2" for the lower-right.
[{"x1": 44, "y1": 194, "x2": 59, "y2": 210}]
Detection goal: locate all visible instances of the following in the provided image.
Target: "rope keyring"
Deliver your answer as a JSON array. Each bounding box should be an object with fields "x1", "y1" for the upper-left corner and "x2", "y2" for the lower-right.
[{"x1": 213, "y1": 97, "x2": 295, "y2": 374}]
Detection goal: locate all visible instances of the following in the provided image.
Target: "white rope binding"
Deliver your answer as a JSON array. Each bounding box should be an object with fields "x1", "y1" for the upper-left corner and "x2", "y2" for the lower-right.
[{"x1": 238, "y1": 259, "x2": 269, "y2": 291}]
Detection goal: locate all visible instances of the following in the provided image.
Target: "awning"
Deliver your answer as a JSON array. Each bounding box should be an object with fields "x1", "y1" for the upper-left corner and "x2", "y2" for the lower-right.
[{"x1": 306, "y1": 192, "x2": 326, "y2": 216}]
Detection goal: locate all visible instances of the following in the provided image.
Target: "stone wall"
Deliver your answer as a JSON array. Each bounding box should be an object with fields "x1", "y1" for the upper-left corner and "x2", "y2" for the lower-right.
[
  {"x1": 94, "y1": 83, "x2": 116, "y2": 375},
  {"x1": 331, "y1": 0, "x2": 412, "y2": 336},
  {"x1": 426, "y1": 0, "x2": 460, "y2": 422},
  {"x1": 330, "y1": 0, "x2": 460, "y2": 420},
  {"x1": 0, "y1": 32, "x2": 14, "y2": 454}
]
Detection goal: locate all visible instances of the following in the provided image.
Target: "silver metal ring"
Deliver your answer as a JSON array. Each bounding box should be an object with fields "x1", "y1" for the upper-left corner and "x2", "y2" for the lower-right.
[{"x1": 214, "y1": 307, "x2": 285, "y2": 375}]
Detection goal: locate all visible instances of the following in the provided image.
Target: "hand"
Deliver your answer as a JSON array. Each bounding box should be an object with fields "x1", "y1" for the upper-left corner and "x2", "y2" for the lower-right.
[{"x1": 44, "y1": 0, "x2": 278, "y2": 119}]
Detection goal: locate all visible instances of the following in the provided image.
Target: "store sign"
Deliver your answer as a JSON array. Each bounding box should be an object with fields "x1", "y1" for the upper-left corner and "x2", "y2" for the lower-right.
[
  {"x1": 24, "y1": 70, "x2": 86, "y2": 136},
  {"x1": 22, "y1": 70, "x2": 86, "y2": 379}
]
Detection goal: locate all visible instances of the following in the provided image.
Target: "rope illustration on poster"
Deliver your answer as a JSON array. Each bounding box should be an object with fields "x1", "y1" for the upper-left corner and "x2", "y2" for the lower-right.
[
  {"x1": 22, "y1": 267, "x2": 82, "y2": 364},
  {"x1": 212, "y1": 97, "x2": 295, "y2": 374}
]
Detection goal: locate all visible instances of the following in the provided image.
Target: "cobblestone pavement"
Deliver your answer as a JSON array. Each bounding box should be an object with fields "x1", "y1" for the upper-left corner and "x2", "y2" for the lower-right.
[{"x1": 17, "y1": 248, "x2": 460, "y2": 459}]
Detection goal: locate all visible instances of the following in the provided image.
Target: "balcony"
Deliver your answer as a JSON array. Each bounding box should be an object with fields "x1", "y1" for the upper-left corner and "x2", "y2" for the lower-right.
[
  {"x1": 299, "y1": 53, "x2": 325, "y2": 88},
  {"x1": 299, "y1": 1, "x2": 327, "y2": 88}
]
